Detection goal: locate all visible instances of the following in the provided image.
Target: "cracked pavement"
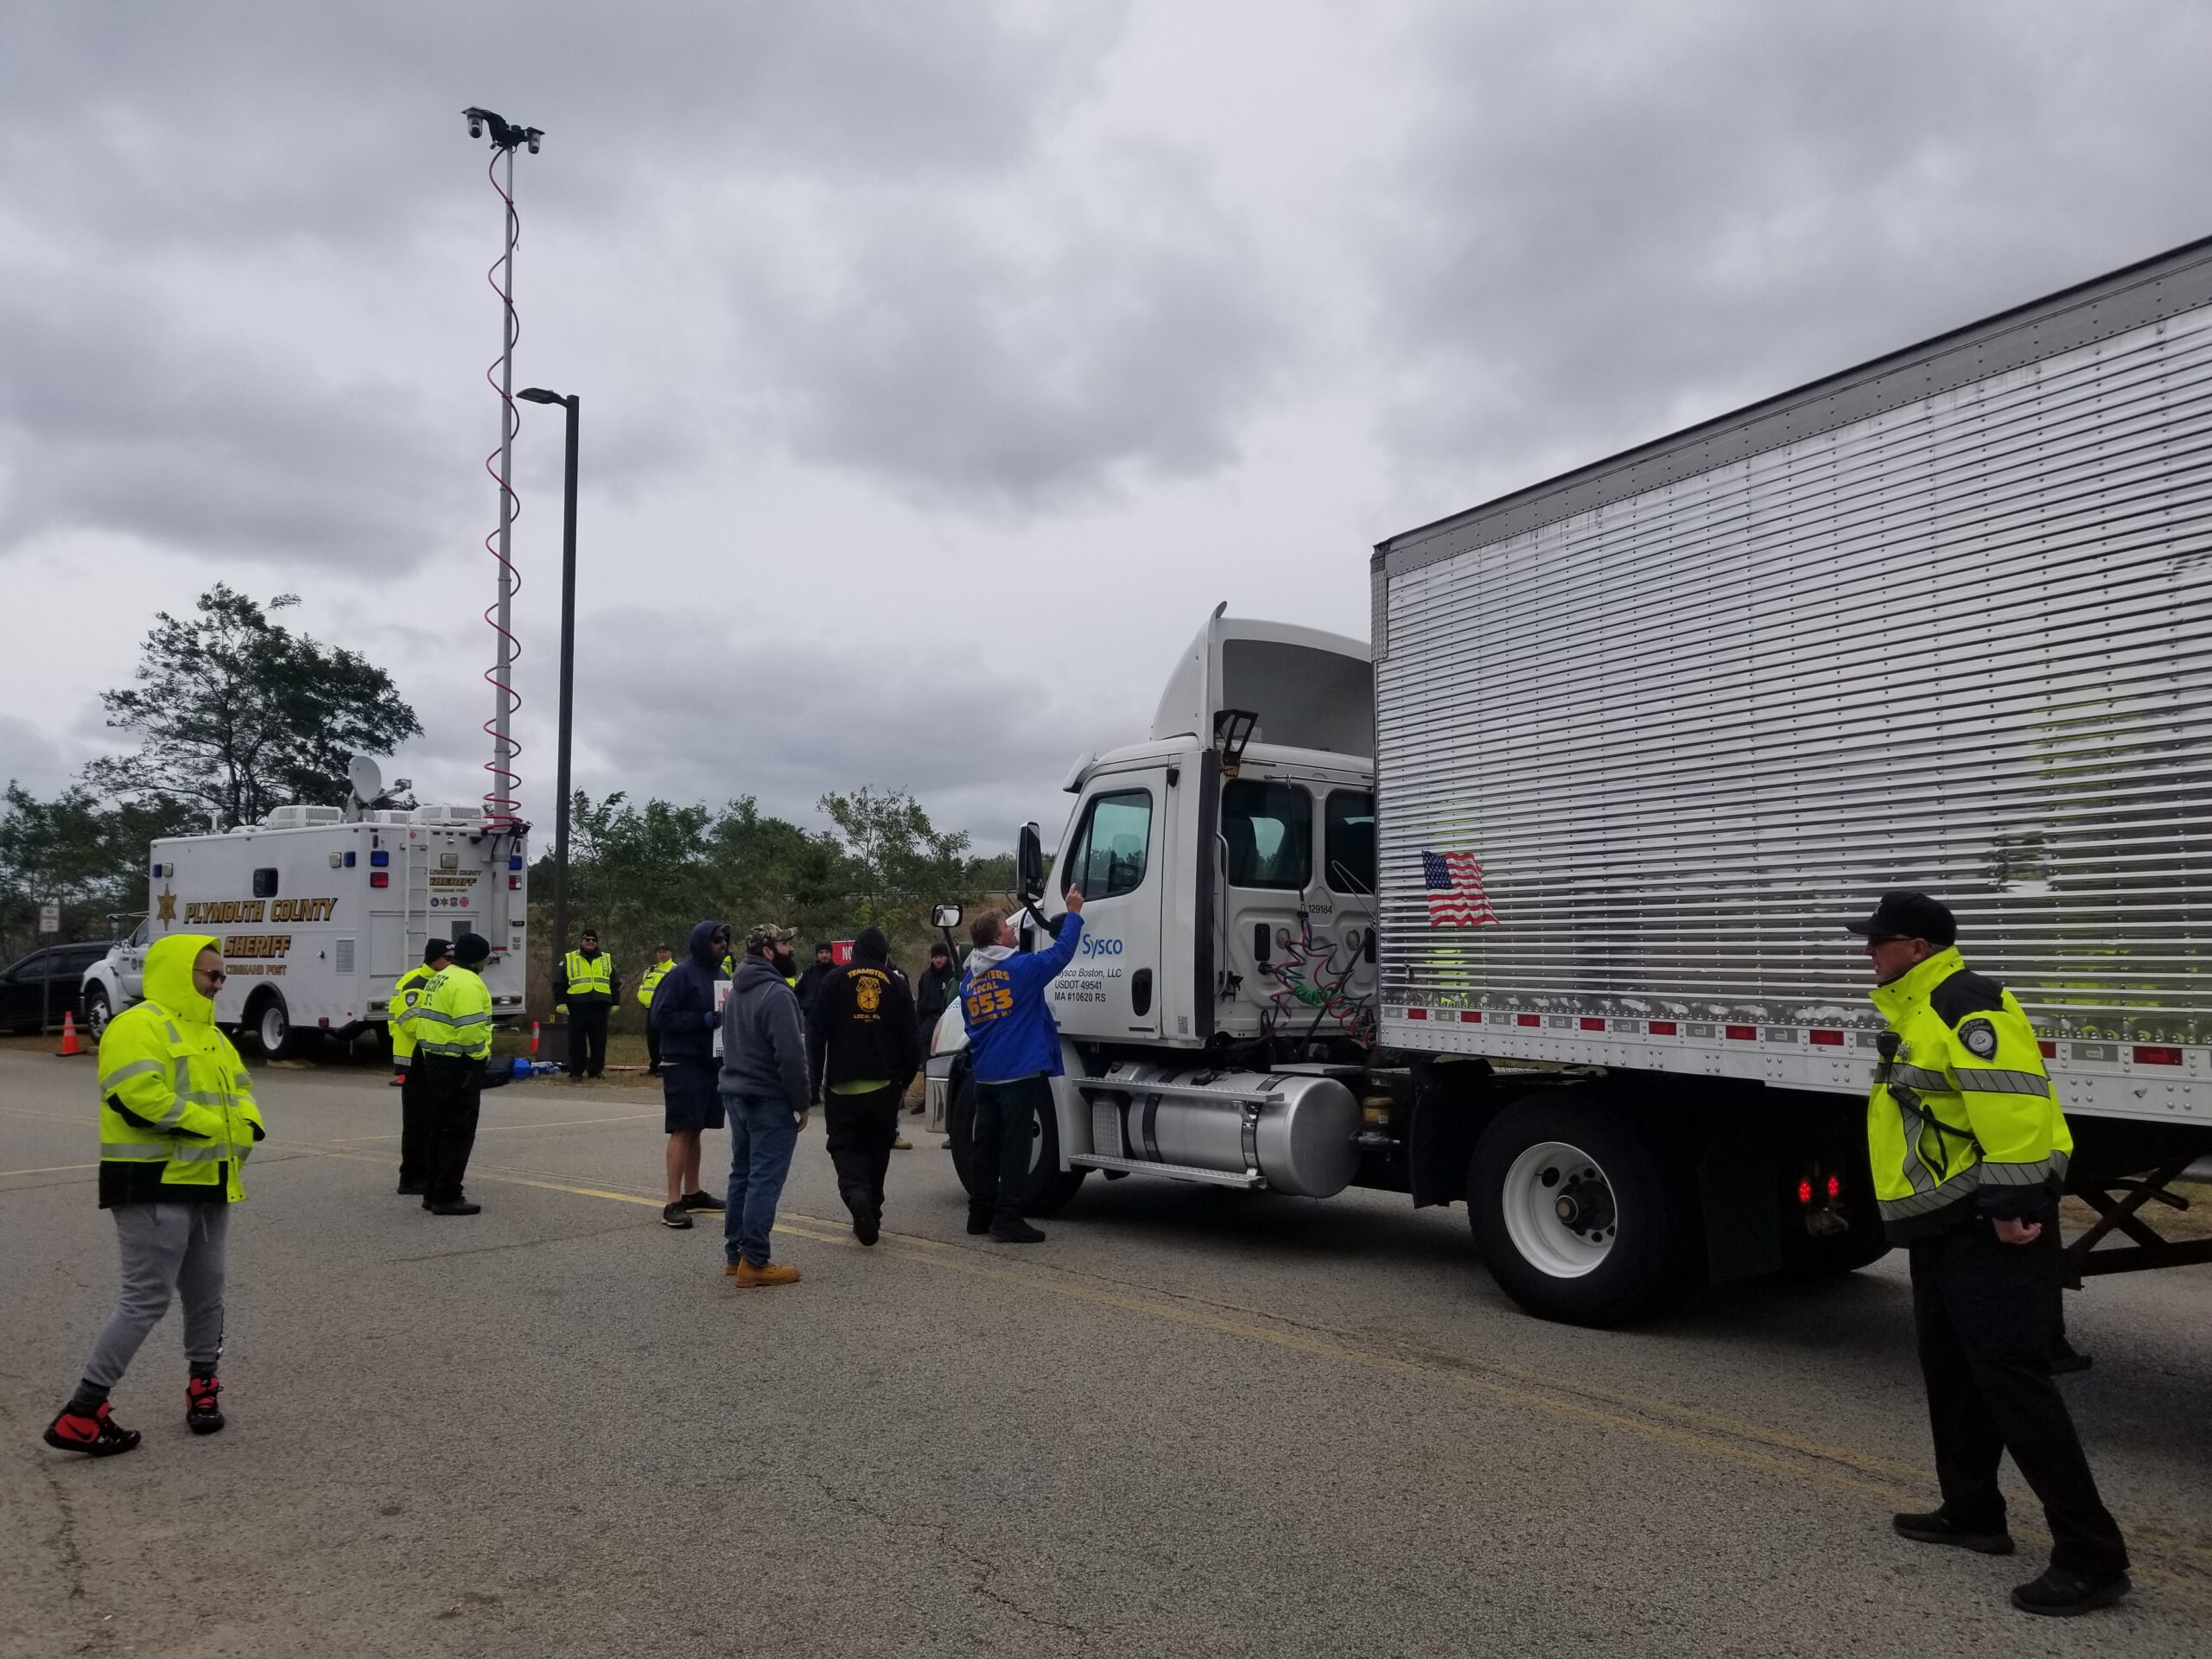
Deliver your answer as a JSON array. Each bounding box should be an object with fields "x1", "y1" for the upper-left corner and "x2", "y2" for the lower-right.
[{"x1": 2, "y1": 1051, "x2": 2209, "y2": 1656}]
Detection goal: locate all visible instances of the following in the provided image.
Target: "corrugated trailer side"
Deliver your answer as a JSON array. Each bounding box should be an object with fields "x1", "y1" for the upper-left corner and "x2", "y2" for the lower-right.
[{"x1": 1373, "y1": 236, "x2": 2212, "y2": 1134}]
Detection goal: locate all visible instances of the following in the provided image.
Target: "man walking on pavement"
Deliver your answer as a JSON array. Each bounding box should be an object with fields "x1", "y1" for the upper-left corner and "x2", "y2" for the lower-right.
[
  {"x1": 391, "y1": 938, "x2": 451, "y2": 1196},
  {"x1": 637, "y1": 944, "x2": 676, "y2": 1077},
  {"x1": 556, "y1": 928, "x2": 619, "y2": 1080},
  {"x1": 648, "y1": 922, "x2": 731, "y2": 1230},
  {"x1": 1848, "y1": 892, "x2": 2130, "y2": 1616},
  {"x1": 717, "y1": 924, "x2": 810, "y2": 1287},
  {"x1": 794, "y1": 941, "x2": 838, "y2": 1026},
  {"x1": 412, "y1": 932, "x2": 512, "y2": 1215},
  {"x1": 912, "y1": 940, "x2": 959, "y2": 1118},
  {"x1": 42, "y1": 934, "x2": 264, "y2": 1458},
  {"x1": 961, "y1": 885, "x2": 1084, "y2": 1243},
  {"x1": 808, "y1": 927, "x2": 920, "y2": 1244}
]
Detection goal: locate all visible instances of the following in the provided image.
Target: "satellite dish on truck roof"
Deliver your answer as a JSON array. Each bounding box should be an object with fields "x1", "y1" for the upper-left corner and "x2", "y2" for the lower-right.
[{"x1": 346, "y1": 755, "x2": 384, "y2": 805}]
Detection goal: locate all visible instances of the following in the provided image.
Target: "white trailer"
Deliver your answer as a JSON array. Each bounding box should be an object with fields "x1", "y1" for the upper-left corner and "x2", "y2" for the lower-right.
[
  {"x1": 81, "y1": 801, "x2": 530, "y2": 1057},
  {"x1": 932, "y1": 234, "x2": 2212, "y2": 1325}
]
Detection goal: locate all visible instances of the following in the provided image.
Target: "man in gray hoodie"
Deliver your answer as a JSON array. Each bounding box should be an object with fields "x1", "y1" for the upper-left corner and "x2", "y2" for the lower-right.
[{"x1": 716, "y1": 922, "x2": 810, "y2": 1287}]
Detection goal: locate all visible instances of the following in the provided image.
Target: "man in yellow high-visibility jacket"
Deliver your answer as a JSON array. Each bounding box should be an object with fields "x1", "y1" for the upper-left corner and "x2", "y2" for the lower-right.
[
  {"x1": 43, "y1": 933, "x2": 264, "y2": 1458},
  {"x1": 412, "y1": 932, "x2": 511, "y2": 1214},
  {"x1": 555, "y1": 928, "x2": 619, "y2": 1081},
  {"x1": 1849, "y1": 892, "x2": 2128, "y2": 1617},
  {"x1": 389, "y1": 938, "x2": 452, "y2": 1196},
  {"x1": 637, "y1": 944, "x2": 676, "y2": 1077}
]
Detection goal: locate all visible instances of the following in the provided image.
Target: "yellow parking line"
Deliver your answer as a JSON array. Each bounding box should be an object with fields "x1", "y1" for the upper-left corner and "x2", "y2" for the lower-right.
[
  {"x1": 0, "y1": 1161, "x2": 99, "y2": 1177},
  {"x1": 331, "y1": 1111, "x2": 662, "y2": 1144}
]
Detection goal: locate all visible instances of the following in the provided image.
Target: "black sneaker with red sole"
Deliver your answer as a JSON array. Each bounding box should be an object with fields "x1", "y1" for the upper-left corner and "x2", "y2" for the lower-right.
[
  {"x1": 187, "y1": 1376, "x2": 225, "y2": 1435},
  {"x1": 43, "y1": 1402, "x2": 141, "y2": 1458}
]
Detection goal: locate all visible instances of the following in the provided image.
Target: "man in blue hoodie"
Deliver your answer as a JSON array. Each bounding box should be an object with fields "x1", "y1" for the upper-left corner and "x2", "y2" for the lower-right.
[
  {"x1": 648, "y1": 920, "x2": 732, "y2": 1230},
  {"x1": 962, "y1": 884, "x2": 1084, "y2": 1243},
  {"x1": 716, "y1": 922, "x2": 810, "y2": 1287}
]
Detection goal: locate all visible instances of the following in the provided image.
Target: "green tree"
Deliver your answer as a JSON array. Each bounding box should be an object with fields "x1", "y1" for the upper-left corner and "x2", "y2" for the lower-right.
[
  {"x1": 817, "y1": 785, "x2": 970, "y2": 932},
  {"x1": 86, "y1": 583, "x2": 422, "y2": 829},
  {"x1": 0, "y1": 783, "x2": 197, "y2": 956}
]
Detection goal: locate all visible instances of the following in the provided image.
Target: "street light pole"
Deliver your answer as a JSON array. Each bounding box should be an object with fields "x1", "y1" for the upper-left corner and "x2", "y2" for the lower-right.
[{"x1": 518, "y1": 388, "x2": 579, "y2": 963}]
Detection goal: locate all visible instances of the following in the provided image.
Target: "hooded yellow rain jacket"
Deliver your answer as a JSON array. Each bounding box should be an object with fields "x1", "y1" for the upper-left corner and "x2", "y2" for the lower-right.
[{"x1": 96, "y1": 933, "x2": 264, "y2": 1205}]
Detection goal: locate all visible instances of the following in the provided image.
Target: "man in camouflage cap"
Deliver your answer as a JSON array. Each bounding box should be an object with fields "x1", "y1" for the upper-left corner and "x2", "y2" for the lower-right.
[{"x1": 715, "y1": 923, "x2": 810, "y2": 1287}]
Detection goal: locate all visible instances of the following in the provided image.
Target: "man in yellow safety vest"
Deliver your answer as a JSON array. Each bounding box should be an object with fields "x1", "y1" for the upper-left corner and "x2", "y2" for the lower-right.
[
  {"x1": 555, "y1": 928, "x2": 620, "y2": 1081},
  {"x1": 637, "y1": 944, "x2": 676, "y2": 1077},
  {"x1": 1849, "y1": 892, "x2": 2128, "y2": 1617},
  {"x1": 390, "y1": 938, "x2": 452, "y2": 1195},
  {"x1": 412, "y1": 932, "x2": 512, "y2": 1213}
]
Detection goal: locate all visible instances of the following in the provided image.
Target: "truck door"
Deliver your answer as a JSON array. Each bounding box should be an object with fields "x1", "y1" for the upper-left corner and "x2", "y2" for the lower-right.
[
  {"x1": 1047, "y1": 777, "x2": 1166, "y2": 1039},
  {"x1": 1220, "y1": 778, "x2": 1319, "y2": 1037}
]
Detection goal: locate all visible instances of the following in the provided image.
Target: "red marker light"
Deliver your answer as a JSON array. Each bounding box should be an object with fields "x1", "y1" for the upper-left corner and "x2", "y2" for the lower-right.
[
  {"x1": 1726, "y1": 1025, "x2": 1757, "y2": 1041},
  {"x1": 1827, "y1": 1173, "x2": 1841, "y2": 1199},
  {"x1": 370, "y1": 872, "x2": 390, "y2": 888},
  {"x1": 2133, "y1": 1045, "x2": 2183, "y2": 1066},
  {"x1": 1517, "y1": 1014, "x2": 1541, "y2": 1027},
  {"x1": 1460, "y1": 1010, "x2": 1481, "y2": 1022},
  {"x1": 1796, "y1": 1179, "x2": 1814, "y2": 1205},
  {"x1": 1649, "y1": 1020, "x2": 1678, "y2": 1036},
  {"x1": 1810, "y1": 1028, "x2": 1844, "y2": 1047},
  {"x1": 1580, "y1": 1016, "x2": 1606, "y2": 1031},
  {"x1": 1406, "y1": 1007, "x2": 1427, "y2": 1020},
  {"x1": 2037, "y1": 1040, "x2": 2056, "y2": 1058}
]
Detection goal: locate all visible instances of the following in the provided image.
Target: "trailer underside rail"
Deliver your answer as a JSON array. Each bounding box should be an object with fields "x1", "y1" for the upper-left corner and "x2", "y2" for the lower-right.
[{"x1": 2063, "y1": 1155, "x2": 2212, "y2": 1281}]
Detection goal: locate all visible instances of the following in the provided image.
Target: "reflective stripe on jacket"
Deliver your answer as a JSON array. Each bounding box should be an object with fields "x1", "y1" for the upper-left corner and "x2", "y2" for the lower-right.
[
  {"x1": 637, "y1": 958, "x2": 675, "y2": 1007},
  {"x1": 97, "y1": 933, "x2": 264, "y2": 1203},
  {"x1": 390, "y1": 963, "x2": 435, "y2": 1061},
  {"x1": 415, "y1": 965, "x2": 494, "y2": 1062},
  {"x1": 1866, "y1": 945, "x2": 2072, "y2": 1239},
  {"x1": 562, "y1": 949, "x2": 613, "y2": 1001}
]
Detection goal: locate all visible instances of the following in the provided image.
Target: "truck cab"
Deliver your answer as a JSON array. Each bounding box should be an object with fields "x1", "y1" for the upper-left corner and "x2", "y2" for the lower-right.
[{"x1": 1041, "y1": 608, "x2": 1377, "y2": 1054}]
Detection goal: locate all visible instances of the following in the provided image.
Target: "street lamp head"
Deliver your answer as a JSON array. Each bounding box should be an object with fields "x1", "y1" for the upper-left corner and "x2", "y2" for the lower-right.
[{"x1": 518, "y1": 388, "x2": 566, "y2": 405}]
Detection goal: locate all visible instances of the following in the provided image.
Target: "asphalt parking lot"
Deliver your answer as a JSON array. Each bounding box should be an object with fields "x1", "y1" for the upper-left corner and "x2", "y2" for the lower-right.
[{"x1": 3, "y1": 1049, "x2": 2209, "y2": 1657}]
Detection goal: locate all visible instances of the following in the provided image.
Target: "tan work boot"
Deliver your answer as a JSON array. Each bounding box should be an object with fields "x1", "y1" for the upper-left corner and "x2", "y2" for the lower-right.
[{"x1": 727, "y1": 1259, "x2": 800, "y2": 1287}]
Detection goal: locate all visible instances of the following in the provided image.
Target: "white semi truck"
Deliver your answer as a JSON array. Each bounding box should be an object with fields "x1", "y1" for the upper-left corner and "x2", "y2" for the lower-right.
[
  {"x1": 80, "y1": 787, "x2": 529, "y2": 1057},
  {"x1": 931, "y1": 234, "x2": 2212, "y2": 1324}
]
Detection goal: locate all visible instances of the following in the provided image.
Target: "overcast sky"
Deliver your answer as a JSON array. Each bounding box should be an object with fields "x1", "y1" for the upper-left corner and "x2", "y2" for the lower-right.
[{"x1": 4, "y1": 1, "x2": 2209, "y2": 849}]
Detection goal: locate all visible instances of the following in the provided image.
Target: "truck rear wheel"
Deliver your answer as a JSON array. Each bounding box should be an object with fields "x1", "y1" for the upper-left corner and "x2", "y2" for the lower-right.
[
  {"x1": 1468, "y1": 1096, "x2": 1696, "y2": 1326},
  {"x1": 249, "y1": 992, "x2": 297, "y2": 1060},
  {"x1": 945, "y1": 1071, "x2": 1088, "y2": 1217}
]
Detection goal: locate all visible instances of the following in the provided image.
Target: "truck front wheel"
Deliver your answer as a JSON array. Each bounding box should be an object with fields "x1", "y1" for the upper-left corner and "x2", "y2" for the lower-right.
[
  {"x1": 945, "y1": 1072, "x2": 1088, "y2": 1217},
  {"x1": 1468, "y1": 1096, "x2": 1696, "y2": 1326},
  {"x1": 83, "y1": 983, "x2": 112, "y2": 1042}
]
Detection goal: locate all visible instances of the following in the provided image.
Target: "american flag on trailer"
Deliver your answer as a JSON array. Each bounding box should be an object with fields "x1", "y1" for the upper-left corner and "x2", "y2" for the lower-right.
[{"x1": 1421, "y1": 850, "x2": 1498, "y2": 927}]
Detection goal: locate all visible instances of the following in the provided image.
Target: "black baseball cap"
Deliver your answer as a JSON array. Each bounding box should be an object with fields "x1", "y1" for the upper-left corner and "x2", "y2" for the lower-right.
[{"x1": 1845, "y1": 892, "x2": 1956, "y2": 947}]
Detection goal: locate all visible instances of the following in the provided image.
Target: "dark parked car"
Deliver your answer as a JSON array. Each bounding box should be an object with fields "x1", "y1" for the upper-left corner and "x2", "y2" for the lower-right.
[{"x1": 0, "y1": 941, "x2": 112, "y2": 1034}]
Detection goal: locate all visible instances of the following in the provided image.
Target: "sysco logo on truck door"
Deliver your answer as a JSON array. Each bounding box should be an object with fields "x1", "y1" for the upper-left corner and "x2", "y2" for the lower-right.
[{"x1": 1080, "y1": 934, "x2": 1123, "y2": 957}]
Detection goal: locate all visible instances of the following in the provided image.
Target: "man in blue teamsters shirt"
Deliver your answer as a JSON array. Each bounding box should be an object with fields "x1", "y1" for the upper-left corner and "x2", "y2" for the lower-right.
[{"x1": 960, "y1": 882, "x2": 1085, "y2": 1243}]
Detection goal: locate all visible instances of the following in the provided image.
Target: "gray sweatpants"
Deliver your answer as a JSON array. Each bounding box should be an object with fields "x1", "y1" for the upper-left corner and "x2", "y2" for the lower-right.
[{"x1": 80, "y1": 1203, "x2": 230, "y2": 1389}]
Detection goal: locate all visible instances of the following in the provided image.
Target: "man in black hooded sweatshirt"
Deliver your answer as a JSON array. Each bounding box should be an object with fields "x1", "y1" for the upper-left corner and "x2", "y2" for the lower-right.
[
  {"x1": 808, "y1": 927, "x2": 920, "y2": 1244},
  {"x1": 648, "y1": 920, "x2": 732, "y2": 1230}
]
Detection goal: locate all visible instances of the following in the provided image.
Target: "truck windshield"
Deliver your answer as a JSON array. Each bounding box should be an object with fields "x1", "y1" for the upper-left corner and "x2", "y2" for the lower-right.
[{"x1": 1223, "y1": 780, "x2": 1312, "y2": 889}]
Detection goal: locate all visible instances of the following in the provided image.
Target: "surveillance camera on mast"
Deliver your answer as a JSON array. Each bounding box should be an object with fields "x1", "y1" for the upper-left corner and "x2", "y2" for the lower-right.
[{"x1": 461, "y1": 106, "x2": 546, "y2": 154}]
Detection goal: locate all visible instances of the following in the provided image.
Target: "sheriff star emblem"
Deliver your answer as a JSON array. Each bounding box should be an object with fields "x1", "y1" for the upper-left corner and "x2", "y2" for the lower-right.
[{"x1": 156, "y1": 887, "x2": 176, "y2": 923}]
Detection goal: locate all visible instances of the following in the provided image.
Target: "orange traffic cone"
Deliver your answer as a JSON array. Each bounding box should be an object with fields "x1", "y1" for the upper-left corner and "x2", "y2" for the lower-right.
[
  {"x1": 529, "y1": 1021, "x2": 540, "y2": 1055},
  {"x1": 56, "y1": 1012, "x2": 84, "y2": 1057}
]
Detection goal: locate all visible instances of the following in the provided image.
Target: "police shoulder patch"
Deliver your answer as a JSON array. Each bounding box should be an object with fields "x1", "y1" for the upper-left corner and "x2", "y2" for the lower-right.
[{"x1": 1959, "y1": 1018, "x2": 1999, "y2": 1058}]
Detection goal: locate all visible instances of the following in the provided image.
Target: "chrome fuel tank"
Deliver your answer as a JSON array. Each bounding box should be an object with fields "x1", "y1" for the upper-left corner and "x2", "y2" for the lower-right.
[{"x1": 1085, "y1": 1063, "x2": 1362, "y2": 1198}]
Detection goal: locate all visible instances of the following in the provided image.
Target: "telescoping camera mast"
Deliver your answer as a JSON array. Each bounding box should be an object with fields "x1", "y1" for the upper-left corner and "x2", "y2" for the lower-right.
[{"x1": 460, "y1": 106, "x2": 543, "y2": 830}]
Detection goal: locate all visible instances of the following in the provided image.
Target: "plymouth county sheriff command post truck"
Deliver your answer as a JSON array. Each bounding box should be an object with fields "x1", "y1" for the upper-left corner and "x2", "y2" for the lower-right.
[
  {"x1": 80, "y1": 760, "x2": 529, "y2": 1058},
  {"x1": 930, "y1": 234, "x2": 2212, "y2": 1325}
]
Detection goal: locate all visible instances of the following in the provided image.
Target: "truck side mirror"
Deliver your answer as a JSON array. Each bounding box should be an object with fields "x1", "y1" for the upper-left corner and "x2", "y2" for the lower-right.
[
  {"x1": 1017, "y1": 822, "x2": 1045, "y2": 904},
  {"x1": 931, "y1": 903, "x2": 963, "y2": 930}
]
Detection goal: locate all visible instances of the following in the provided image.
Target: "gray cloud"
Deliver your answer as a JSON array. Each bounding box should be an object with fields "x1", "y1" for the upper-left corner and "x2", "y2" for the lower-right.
[
  {"x1": 0, "y1": 272, "x2": 467, "y2": 568},
  {"x1": 0, "y1": 715, "x2": 73, "y2": 798},
  {"x1": 1372, "y1": 1, "x2": 2212, "y2": 506},
  {"x1": 568, "y1": 609, "x2": 1138, "y2": 842}
]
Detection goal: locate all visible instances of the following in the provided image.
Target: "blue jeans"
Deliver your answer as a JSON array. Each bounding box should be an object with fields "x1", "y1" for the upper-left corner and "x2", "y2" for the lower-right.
[{"x1": 722, "y1": 1092, "x2": 799, "y2": 1267}]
